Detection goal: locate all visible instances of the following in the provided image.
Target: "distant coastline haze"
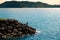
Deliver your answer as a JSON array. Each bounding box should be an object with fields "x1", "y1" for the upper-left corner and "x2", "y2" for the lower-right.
[{"x1": 0, "y1": 0, "x2": 60, "y2": 5}]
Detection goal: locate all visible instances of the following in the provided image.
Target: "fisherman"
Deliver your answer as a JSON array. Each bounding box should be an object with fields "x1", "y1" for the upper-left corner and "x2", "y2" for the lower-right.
[{"x1": 26, "y1": 22, "x2": 28, "y2": 25}]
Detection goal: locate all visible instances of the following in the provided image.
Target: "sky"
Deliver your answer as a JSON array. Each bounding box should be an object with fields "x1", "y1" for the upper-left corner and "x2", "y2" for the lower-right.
[{"x1": 0, "y1": 0, "x2": 60, "y2": 5}]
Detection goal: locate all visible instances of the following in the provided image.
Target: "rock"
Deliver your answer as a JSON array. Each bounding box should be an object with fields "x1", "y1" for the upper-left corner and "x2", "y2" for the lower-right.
[{"x1": 0, "y1": 19, "x2": 36, "y2": 38}]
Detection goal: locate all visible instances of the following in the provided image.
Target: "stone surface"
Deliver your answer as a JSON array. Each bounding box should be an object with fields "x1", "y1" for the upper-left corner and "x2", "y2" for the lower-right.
[{"x1": 0, "y1": 19, "x2": 36, "y2": 38}]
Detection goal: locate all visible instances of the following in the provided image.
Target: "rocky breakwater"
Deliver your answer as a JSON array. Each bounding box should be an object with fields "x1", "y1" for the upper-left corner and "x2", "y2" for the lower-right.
[{"x1": 0, "y1": 19, "x2": 36, "y2": 38}]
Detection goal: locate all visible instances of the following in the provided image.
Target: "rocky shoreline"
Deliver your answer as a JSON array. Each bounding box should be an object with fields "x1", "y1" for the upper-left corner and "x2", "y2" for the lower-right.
[{"x1": 0, "y1": 19, "x2": 36, "y2": 38}]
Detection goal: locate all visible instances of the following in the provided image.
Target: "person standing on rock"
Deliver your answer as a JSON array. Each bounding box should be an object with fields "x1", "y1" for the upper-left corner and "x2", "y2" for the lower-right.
[{"x1": 26, "y1": 22, "x2": 28, "y2": 25}]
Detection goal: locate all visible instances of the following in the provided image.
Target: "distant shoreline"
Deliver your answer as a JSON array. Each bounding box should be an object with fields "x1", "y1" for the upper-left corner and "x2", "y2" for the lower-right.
[{"x1": 0, "y1": 1, "x2": 60, "y2": 8}]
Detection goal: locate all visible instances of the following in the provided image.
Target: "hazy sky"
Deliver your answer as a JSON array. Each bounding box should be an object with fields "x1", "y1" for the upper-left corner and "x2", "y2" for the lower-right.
[{"x1": 0, "y1": 0, "x2": 60, "y2": 5}]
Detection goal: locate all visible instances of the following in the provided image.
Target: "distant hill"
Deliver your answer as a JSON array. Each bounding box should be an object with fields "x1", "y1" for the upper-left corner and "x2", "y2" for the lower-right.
[{"x1": 0, "y1": 1, "x2": 60, "y2": 8}]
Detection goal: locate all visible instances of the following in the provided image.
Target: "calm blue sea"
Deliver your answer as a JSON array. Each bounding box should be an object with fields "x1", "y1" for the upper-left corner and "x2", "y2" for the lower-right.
[{"x1": 0, "y1": 8, "x2": 60, "y2": 40}]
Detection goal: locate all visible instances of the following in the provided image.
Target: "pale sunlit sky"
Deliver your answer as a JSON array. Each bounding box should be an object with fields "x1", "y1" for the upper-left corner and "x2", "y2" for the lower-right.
[{"x1": 0, "y1": 0, "x2": 60, "y2": 5}]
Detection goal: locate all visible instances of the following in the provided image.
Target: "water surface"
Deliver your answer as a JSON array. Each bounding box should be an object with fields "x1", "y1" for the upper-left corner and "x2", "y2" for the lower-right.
[{"x1": 0, "y1": 8, "x2": 60, "y2": 40}]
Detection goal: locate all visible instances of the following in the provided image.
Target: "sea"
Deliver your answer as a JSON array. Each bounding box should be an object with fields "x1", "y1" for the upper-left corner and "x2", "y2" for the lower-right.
[{"x1": 0, "y1": 8, "x2": 60, "y2": 40}]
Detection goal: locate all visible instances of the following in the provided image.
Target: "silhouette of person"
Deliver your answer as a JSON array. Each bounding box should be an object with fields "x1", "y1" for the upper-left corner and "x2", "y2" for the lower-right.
[{"x1": 26, "y1": 22, "x2": 28, "y2": 25}]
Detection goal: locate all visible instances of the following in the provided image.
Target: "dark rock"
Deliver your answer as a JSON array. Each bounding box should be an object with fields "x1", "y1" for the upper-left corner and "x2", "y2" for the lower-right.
[{"x1": 0, "y1": 19, "x2": 36, "y2": 38}]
